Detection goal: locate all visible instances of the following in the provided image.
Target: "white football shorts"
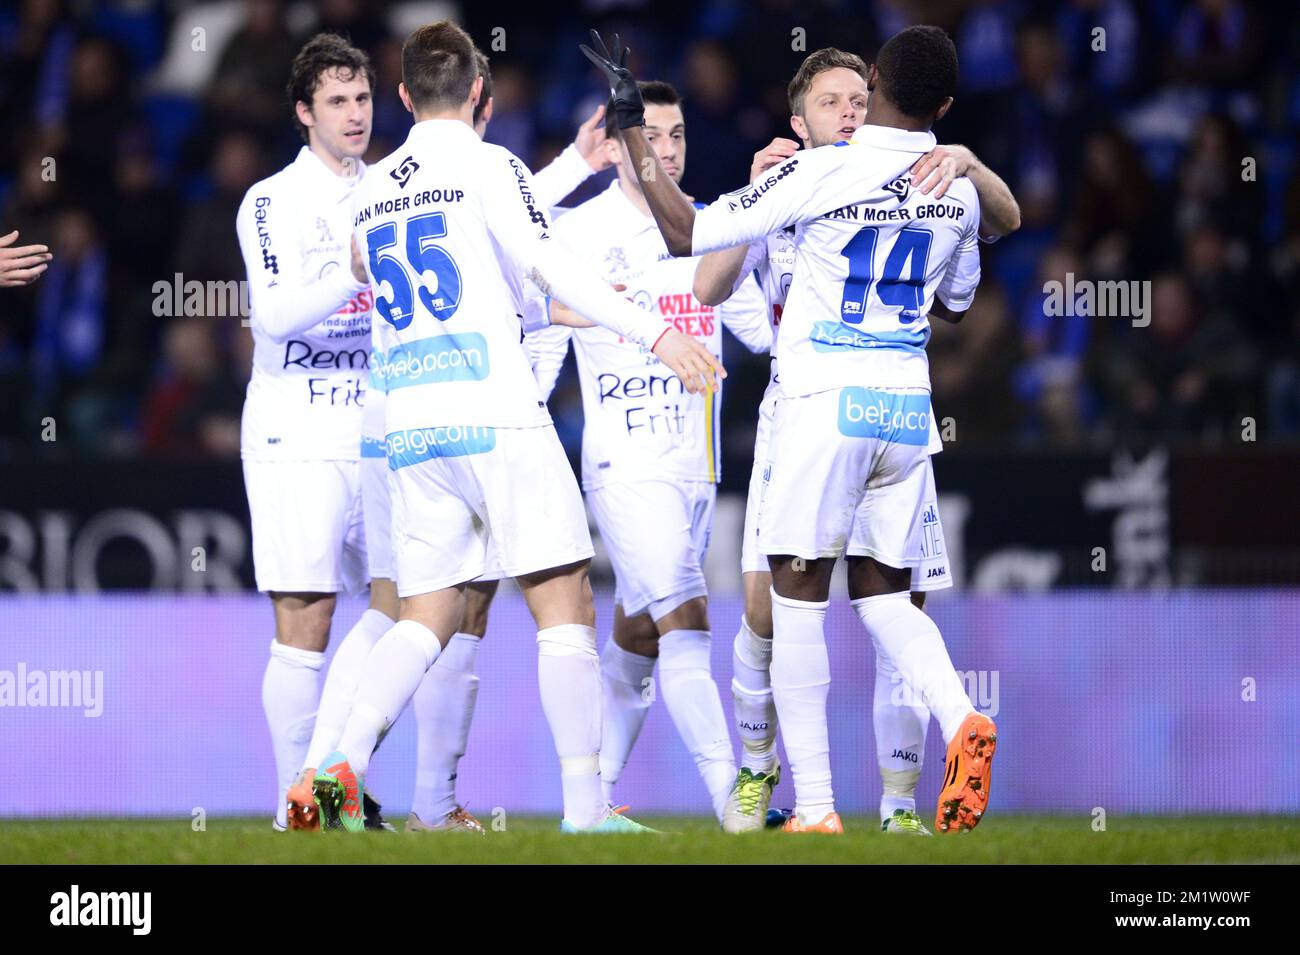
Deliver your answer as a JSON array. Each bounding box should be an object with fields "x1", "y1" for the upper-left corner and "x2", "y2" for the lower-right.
[
  {"x1": 242, "y1": 458, "x2": 367, "y2": 594},
  {"x1": 757, "y1": 386, "x2": 931, "y2": 567},
  {"x1": 387, "y1": 424, "x2": 593, "y2": 598},
  {"x1": 587, "y1": 478, "x2": 715, "y2": 621},
  {"x1": 744, "y1": 383, "x2": 951, "y2": 590}
]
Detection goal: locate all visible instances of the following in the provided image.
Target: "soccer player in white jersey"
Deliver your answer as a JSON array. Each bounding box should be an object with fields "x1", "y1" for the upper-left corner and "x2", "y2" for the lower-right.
[
  {"x1": 586, "y1": 25, "x2": 998, "y2": 834},
  {"x1": 235, "y1": 34, "x2": 390, "y2": 832},
  {"x1": 280, "y1": 47, "x2": 613, "y2": 833},
  {"x1": 692, "y1": 48, "x2": 1020, "y2": 834},
  {"x1": 310, "y1": 21, "x2": 721, "y2": 834},
  {"x1": 403, "y1": 51, "x2": 614, "y2": 833},
  {"x1": 526, "y1": 81, "x2": 771, "y2": 822}
]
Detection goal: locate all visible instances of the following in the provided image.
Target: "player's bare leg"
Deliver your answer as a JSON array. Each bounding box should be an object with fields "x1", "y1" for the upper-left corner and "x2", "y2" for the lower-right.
[
  {"x1": 847, "y1": 557, "x2": 994, "y2": 833},
  {"x1": 768, "y1": 555, "x2": 843, "y2": 833},
  {"x1": 408, "y1": 579, "x2": 496, "y2": 833},
  {"x1": 264, "y1": 592, "x2": 334, "y2": 830}
]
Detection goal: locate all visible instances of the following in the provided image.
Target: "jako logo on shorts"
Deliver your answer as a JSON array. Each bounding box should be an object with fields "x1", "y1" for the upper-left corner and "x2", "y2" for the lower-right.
[
  {"x1": 371, "y1": 334, "x2": 489, "y2": 391},
  {"x1": 385, "y1": 426, "x2": 496, "y2": 469},
  {"x1": 837, "y1": 388, "x2": 930, "y2": 445}
]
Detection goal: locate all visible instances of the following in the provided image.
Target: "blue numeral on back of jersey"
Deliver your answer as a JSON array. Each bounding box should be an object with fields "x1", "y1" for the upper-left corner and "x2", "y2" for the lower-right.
[
  {"x1": 367, "y1": 213, "x2": 463, "y2": 329},
  {"x1": 407, "y1": 212, "x2": 462, "y2": 322},
  {"x1": 838, "y1": 225, "x2": 933, "y2": 325},
  {"x1": 839, "y1": 226, "x2": 878, "y2": 324},
  {"x1": 877, "y1": 226, "x2": 932, "y2": 319},
  {"x1": 367, "y1": 221, "x2": 414, "y2": 330}
]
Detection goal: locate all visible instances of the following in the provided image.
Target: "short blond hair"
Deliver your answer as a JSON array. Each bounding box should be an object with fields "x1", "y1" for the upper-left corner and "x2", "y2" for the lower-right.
[{"x1": 787, "y1": 48, "x2": 868, "y2": 116}]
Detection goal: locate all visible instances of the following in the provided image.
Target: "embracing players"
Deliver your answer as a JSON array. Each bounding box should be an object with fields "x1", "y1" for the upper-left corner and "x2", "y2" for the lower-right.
[
  {"x1": 312, "y1": 21, "x2": 720, "y2": 833},
  {"x1": 692, "y1": 48, "x2": 1019, "y2": 833},
  {"x1": 586, "y1": 24, "x2": 1000, "y2": 834},
  {"x1": 528, "y1": 81, "x2": 770, "y2": 821}
]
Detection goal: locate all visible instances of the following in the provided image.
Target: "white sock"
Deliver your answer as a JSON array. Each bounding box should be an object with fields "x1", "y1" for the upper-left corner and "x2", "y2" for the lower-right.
[
  {"x1": 732, "y1": 616, "x2": 777, "y2": 775},
  {"x1": 537, "y1": 625, "x2": 605, "y2": 828},
  {"x1": 262, "y1": 641, "x2": 324, "y2": 828},
  {"x1": 852, "y1": 592, "x2": 973, "y2": 743},
  {"x1": 659, "y1": 629, "x2": 736, "y2": 821},
  {"x1": 769, "y1": 591, "x2": 835, "y2": 823},
  {"x1": 411, "y1": 632, "x2": 482, "y2": 823},
  {"x1": 337, "y1": 619, "x2": 442, "y2": 776},
  {"x1": 303, "y1": 608, "x2": 393, "y2": 771},
  {"x1": 874, "y1": 643, "x2": 929, "y2": 820},
  {"x1": 598, "y1": 639, "x2": 656, "y2": 804}
]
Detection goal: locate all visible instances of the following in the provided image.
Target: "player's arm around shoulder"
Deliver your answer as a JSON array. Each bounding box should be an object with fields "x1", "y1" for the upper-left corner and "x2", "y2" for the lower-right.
[{"x1": 691, "y1": 141, "x2": 854, "y2": 258}]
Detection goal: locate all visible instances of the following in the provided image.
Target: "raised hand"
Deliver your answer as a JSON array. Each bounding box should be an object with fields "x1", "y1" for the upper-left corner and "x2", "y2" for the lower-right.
[
  {"x1": 579, "y1": 30, "x2": 644, "y2": 130},
  {"x1": 574, "y1": 103, "x2": 612, "y2": 172}
]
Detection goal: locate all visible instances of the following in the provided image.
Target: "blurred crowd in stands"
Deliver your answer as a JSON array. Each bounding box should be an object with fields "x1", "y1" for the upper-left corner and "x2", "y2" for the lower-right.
[{"x1": 1, "y1": 0, "x2": 1298, "y2": 475}]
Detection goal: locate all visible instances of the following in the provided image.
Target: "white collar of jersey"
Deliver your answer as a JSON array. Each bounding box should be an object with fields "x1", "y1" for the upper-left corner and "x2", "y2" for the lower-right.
[
  {"x1": 848, "y1": 124, "x2": 937, "y2": 153},
  {"x1": 407, "y1": 118, "x2": 479, "y2": 143},
  {"x1": 292, "y1": 145, "x2": 365, "y2": 190},
  {"x1": 600, "y1": 177, "x2": 657, "y2": 226}
]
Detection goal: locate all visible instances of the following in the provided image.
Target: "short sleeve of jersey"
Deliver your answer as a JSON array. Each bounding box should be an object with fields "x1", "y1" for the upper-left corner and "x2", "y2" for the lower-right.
[{"x1": 934, "y1": 180, "x2": 982, "y2": 312}]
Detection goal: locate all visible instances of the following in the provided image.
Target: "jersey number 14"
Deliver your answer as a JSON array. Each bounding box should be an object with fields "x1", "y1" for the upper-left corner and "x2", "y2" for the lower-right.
[{"x1": 839, "y1": 225, "x2": 932, "y2": 325}]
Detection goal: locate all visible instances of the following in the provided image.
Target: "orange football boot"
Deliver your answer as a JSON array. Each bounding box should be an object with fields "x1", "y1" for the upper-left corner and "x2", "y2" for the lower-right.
[
  {"x1": 782, "y1": 811, "x2": 844, "y2": 834},
  {"x1": 935, "y1": 712, "x2": 998, "y2": 833},
  {"x1": 285, "y1": 768, "x2": 319, "y2": 831}
]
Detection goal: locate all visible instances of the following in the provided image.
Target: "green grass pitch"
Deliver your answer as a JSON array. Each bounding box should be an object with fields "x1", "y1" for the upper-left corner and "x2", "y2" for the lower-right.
[{"x1": 3, "y1": 815, "x2": 1299, "y2": 864}]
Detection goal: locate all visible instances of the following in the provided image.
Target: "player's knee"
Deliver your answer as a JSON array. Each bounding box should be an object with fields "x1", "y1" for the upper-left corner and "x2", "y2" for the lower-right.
[
  {"x1": 846, "y1": 556, "x2": 910, "y2": 601},
  {"x1": 521, "y1": 560, "x2": 595, "y2": 630},
  {"x1": 272, "y1": 593, "x2": 335, "y2": 651},
  {"x1": 770, "y1": 556, "x2": 832, "y2": 603},
  {"x1": 461, "y1": 581, "x2": 498, "y2": 637},
  {"x1": 742, "y1": 573, "x2": 773, "y2": 637},
  {"x1": 368, "y1": 578, "x2": 399, "y2": 620},
  {"x1": 652, "y1": 594, "x2": 709, "y2": 634}
]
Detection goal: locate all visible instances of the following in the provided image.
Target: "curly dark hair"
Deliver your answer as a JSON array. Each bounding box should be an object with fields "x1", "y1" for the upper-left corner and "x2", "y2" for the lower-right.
[
  {"x1": 287, "y1": 33, "x2": 375, "y2": 143},
  {"x1": 875, "y1": 25, "x2": 958, "y2": 120}
]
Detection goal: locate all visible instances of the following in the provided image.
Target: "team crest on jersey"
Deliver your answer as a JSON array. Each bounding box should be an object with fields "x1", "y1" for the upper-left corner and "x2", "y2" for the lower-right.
[
  {"x1": 390, "y1": 156, "x2": 420, "y2": 188},
  {"x1": 315, "y1": 217, "x2": 333, "y2": 243},
  {"x1": 884, "y1": 175, "x2": 910, "y2": 202},
  {"x1": 605, "y1": 246, "x2": 629, "y2": 274}
]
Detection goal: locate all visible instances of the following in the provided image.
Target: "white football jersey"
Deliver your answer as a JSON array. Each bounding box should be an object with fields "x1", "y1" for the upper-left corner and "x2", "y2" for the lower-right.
[
  {"x1": 352, "y1": 119, "x2": 667, "y2": 458},
  {"x1": 236, "y1": 147, "x2": 371, "y2": 460},
  {"x1": 736, "y1": 224, "x2": 945, "y2": 456},
  {"x1": 536, "y1": 181, "x2": 771, "y2": 489},
  {"x1": 692, "y1": 124, "x2": 981, "y2": 397},
  {"x1": 358, "y1": 140, "x2": 599, "y2": 445},
  {"x1": 732, "y1": 228, "x2": 796, "y2": 384}
]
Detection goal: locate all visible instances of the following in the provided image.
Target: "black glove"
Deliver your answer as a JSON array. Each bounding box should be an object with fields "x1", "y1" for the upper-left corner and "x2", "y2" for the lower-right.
[{"x1": 579, "y1": 30, "x2": 644, "y2": 130}]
